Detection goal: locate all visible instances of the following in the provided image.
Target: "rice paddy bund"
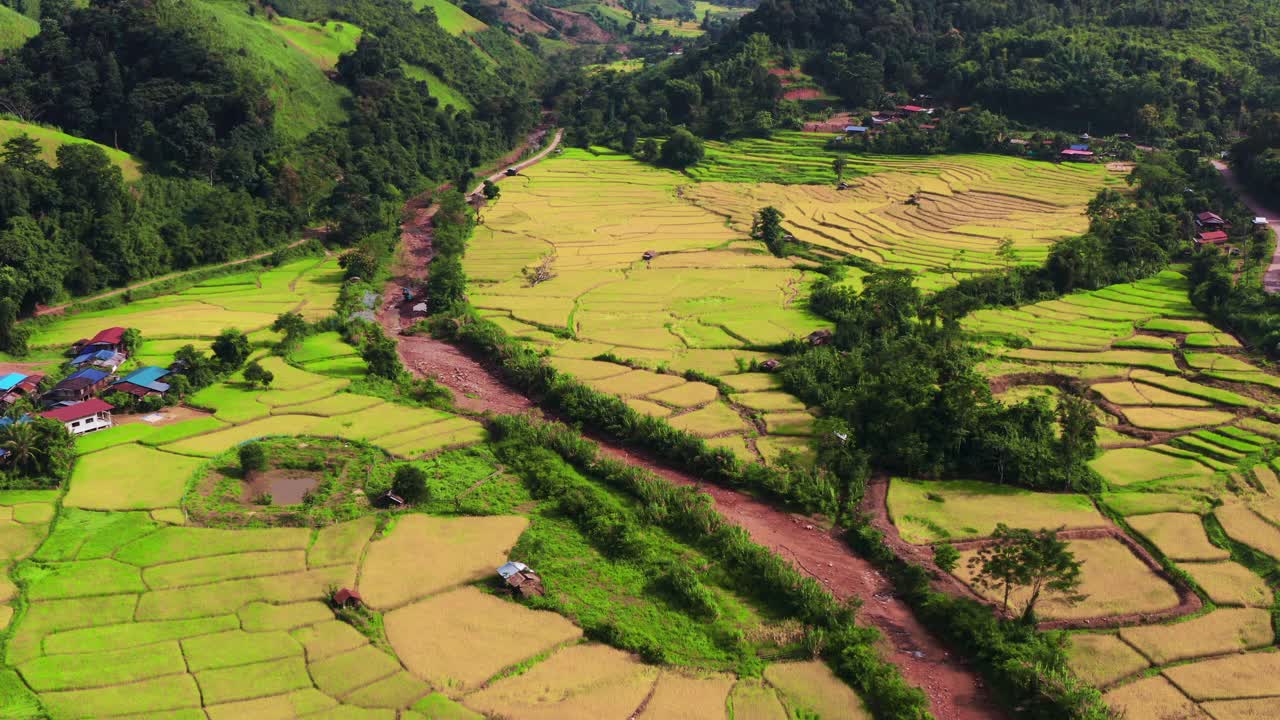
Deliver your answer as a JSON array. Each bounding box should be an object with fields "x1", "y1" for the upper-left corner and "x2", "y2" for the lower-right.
[{"x1": 887, "y1": 265, "x2": 1280, "y2": 719}]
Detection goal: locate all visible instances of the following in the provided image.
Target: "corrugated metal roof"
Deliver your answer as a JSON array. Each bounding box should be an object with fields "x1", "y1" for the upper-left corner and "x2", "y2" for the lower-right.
[
  {"x1": 0, "y1": 373, "x2": 27, "y2": 391},
  {"x1": 120, "y1": 366, "x2": 170, "y2": 389}
]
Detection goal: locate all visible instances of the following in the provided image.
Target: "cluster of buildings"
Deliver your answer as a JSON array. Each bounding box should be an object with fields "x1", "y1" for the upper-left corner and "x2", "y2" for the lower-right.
[
  {"x1": 0, "y1": 327, "x2": 177, "y2": 437},
  {"x1": 844, "y1": 103, "x2": 936, "y2": 136}
]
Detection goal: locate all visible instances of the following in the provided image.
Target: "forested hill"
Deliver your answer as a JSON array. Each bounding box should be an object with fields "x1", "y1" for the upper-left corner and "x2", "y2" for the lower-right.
[
  {"x1": 0, "y1": 0, "x2": 544, "y2": 336},
  {"x1": 563, "y1": 0, "x2": 1280, "y2": 144}
]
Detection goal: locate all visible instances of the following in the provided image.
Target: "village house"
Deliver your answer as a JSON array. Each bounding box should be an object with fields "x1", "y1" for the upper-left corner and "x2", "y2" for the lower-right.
[
  {"x1": 45, "y1": 367, "x2": 112, "y2": 404},
  {"x1": 0, "y1": 373, "x2": 42, "y2": 406},
  {"x1": 1059, "y1": 147, "x2": 1095, "y2": 161},
  {"x1": 1195, "y1": 230, "x2": 1230, "y2": 247},
  {"x1": 69, "y1": 349, "x2": 127, "y2": 372},
  {"x1": 110, "y1": 366, "x2": 172, "y2": 399},
  {"x1": 1196, "y1": 211, "x2": 1229, "y2": 231},
  {"x1": 40, "y1": 398, "x2": 114, "y2": 436},
  {"x1": 897, "y1": 104, "x2": 933, "y2": 115},
  {"x1": 74, "y1": 327, "x2": 129, "y2": 355},
  {"x1": 333, "y1": 588, "x2": 363, "y2": 609}
]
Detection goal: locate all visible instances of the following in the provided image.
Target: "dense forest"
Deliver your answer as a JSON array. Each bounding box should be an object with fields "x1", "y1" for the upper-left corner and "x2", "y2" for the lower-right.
[
  {"x1": 0, "y1": 0, "x2": 542, "y2": 338},
  {"x1": 561, "y1": 0, "x2": 1280, "y2": 147}
]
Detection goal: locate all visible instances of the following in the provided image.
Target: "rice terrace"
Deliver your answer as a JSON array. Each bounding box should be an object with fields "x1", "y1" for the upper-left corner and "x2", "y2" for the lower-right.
[{"x1": 5, "y1": 1, "x2": 1280, "y2": 719}]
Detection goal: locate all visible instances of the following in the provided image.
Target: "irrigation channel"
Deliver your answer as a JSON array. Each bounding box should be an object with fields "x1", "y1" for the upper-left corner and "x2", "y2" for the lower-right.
[{"x1": 378, "y1": 127, "x2": 1006, "y2": 720}]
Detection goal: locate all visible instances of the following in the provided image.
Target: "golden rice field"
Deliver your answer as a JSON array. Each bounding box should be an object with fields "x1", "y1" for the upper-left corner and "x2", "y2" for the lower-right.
[
  {"x1": 468, "y1": 148, "x2": 827, "y2": 463},
  {"x1": 948, "y1": 265, "x2": 1280, "y2": 717},
  {"x1": 684, "y1": 138, "x2": 1121, "y2": 291}
]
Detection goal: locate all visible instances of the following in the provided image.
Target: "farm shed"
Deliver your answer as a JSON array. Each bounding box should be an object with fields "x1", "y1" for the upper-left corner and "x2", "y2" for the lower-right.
[
  {"x1": 46, "y1": 367, "x2": 112, "y2": 404},
  {"x1": 40, "y1": 398, "x2": 114, "y2": 436},
  {"x1": 76, "y1": 326, "x2": 128, "y2": 354},
  {"x1": 334, "y1": 588, "x2": 364, "y2": 608},
  {"x1": 807, "y1": 329, "x2": 834, "y2": 346},
  {"x1": 110, "y1": 366, "x2": 172, "y2": 398},
  {"x1": 2, "y1": 374, "x2": 43, "y2": 406},
  {"x1": 759, "y1": 359, "x2": 781, "y2": 372},
  {"x1": 497, "y1": 561, "x2": 544, "y2": 598},
  {"x1": 844, "y1": 125, "x2": 869, "y2": 134}
]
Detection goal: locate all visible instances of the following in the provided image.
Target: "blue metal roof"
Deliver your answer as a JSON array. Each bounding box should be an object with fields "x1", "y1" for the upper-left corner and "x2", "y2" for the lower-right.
[
  {"x1": 845, "y1": 125, "x2": 869, "y2": 132},
  {"x1": 64, "y1": 367, "x2": 109, "y2": 384},
  {"x1": 70, "y1": 349, "x2": 120, "y2": 366},
  {"x1": 0, "y1": 372, "x2": 26, "y2": 392},
  {"x1": 1070, "y1": 143, "x2": 1090, "y2": 151},
  {"x1": 116, "y1": 366, "x2": 171, "y2": 393}
]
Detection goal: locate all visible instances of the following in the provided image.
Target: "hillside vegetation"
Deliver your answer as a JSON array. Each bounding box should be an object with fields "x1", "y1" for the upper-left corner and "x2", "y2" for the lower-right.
[
  {"x1": 0, "y1": 4, "x2": 38, "y2": 51},
  {"x1": 0, "y1": 118, "x2": 142, "y2": 181}
]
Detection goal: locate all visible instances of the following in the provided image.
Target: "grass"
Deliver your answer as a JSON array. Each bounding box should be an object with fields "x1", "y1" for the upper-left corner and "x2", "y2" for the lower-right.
[
  {"x1": 291, "y1": 620, "x2": 369, "y2": 662},
  {"x1": 955, "y1": 537, "x2": 1181, "y2": 621},
  {"x1": 1067, "y1": 634, "x2": 1150, "y2": 687},
  {"x1": 309, "y1": 643, "x2": 403, "y2": 696},
  {"x1": 43, "y1": 615, "x2": 240, "y2": 654},
  {"x1": 39, "y1": 674, "x2": 202, "y2": 718},
  {"x1": 642, "y1": 672, "x2": 736, "y2": 718},
  {"x1": 403, "y1": 63, "x2": 476, "y2": 112},
  {"x1": 887, "y1": 478, "x2": 1104, "y2": 544},
  {"x1": 18, "y1": 642, "x2": 188, "y2": 691},
  {"x1": 309, "y1": 515, "x2": 378, "y2": 567},
  {"x1": 115, "y1": 525, "x2": 311, "y2": 565},
  {"x1": 0, "y1": 118, "x2": 142, "y2": 181},
  {"x1": 1104, "y1": 676, "x2": 1202, "y2": 720},
  {"x1": 1126, "y1": 512, "x2": 1231, "y2": 561},
  {"x1": 1118, "y1": 608, "x2": 1273, "y2": 665},
  {"x1": 0, "y1": 5, "x2": 38, "y2": 52},
  {"x1": 728, "y1": 678, "x2": 788, "y2": 720},
  {"x1": 184, "y1": 0, "x2": 351, "y2": 141},
  {"x1": 143, "y1": 550, "x2": 307, "y2": 589},
  {"x1": 20, "y1": 558, "x2": 146, "y2": 599},
  {"x1": 764, "y1": 661, "x2": 873, "y2": 719},
  {"x1": 1089, "y1": 448, "x2": 1216, "y2": 487},
  {"x1": 182, "y1": 629, "x2": 303, "y2": 671},
  {"x1": 1214, "y1": 503, "x2": 1280, "y2": 559},
  {"x1": 465, "y1": 643, "x2": 659, "y2": 720},
  {"x1": 64, "y1": 444, "x2": 205, "y2": 510},
  {"x1": 195, "y1": 656, "x2": 312, "y2": 705},
  {"x1": 410, "y1": 0, "x2": 487, "y2": 33},
  {"x1": 1162, "y1": 652, "x2": 1280, "y2": 701},
  {"x1": 384, "y1": 586, "x2": 582, "y2": 693},
  {"x1": 667, "y1": 402, "x2": 749, "y2": 437},
  {"x1": 242, "y1": 600, "x2": 334, "y2": 631},
  {"x1": 358, "y1": 514, "x2": 529, "y2": 609}
]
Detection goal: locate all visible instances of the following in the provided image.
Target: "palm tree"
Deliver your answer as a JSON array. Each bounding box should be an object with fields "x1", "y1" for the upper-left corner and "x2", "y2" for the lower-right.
[{"x1": 2, "y1": 421, "x2": 41, "y2": 474}]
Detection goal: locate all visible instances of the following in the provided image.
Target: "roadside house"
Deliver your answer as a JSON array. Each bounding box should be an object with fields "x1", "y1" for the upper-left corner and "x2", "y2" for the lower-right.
[
  {"x1": 46, "y1": 367, "x2": 112, "y2": 404},
  {"x1": 41, "y1": 398, "x2": 114, "y2": 436},
  {"x1": 110, "y1": 366, "x2": 171, "y2": 399}
]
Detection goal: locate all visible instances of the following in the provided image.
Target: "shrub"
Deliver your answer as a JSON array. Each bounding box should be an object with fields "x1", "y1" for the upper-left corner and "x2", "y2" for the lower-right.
[
  {"x1": 239, "y1": 442, "x2": 267, "y2": 474},
  {"x1": 391, "y1": 465, "x2": 430, "y2": 504}
]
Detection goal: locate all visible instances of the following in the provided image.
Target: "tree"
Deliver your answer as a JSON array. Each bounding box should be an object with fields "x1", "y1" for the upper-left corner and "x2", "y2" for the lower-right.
[
  {"x1": 174, "y1": 345, "x2": 217, "y2": 389},
  {"x1": 391, "y1": 464, "x2": 430, "y2": 504},
  {"x1": 338, "y1": 246, "x2": 378, "y2": 281},
  {"x1": 243, "y1": 360, "x2": 274, "y2": 388},
  {"x1": 967, "y1": 524, "x2": 1085, "y2": 624},
  {"x1": 120, "y1": 328, "x2": 142, "y2": 354},
  {"x1": 239, "y1": 442, "x2": 267, "y2": 475},
  {"x1": 482, "y1": 180, "x2": 500, "y2": 199},
  {"x1": 212, "y1": 328, "x2": 251, "y2": 369},
  {"x1": 751, "y1": 206, "x2": 787, "y2": 257},
  {"x1": 2, "y1": 421, "x2": 40, "y2": 475},
  {"x1": 271, "y1": 312, "x2": 309, "y2": 345},
  {"x1": 996, "y1": 236, "x2": 1017, "y2": 268},
  {"x1": 659, "y1": 128, "x2": 704, "y2": 169},
  {"x1": 362, "y1": 333, "x2": 402, "y2": 380},
  {"x1": 832, "y1": 155, "x2": 848, "y2": 184},
  {"x1": 933, "y1": 543, "x2": 960, "y2": 573},
  {"x1": 634, "y1": 138, "x2": 659, "y2": 162}
]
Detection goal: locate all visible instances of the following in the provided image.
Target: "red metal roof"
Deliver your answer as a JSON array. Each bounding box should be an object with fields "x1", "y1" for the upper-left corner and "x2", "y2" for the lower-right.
[
  {"x1": 86, "y1": 327, "x2": 127, "y2": 346},
  {"x1": 41, "y1": 398, "x2": 114, "y2": 423},
  {"x1": 899, "y1": 105, "x2": 928, "y2": 112},
  {"x1": 1059, "y1": 148, "x2": 1095, "y2": 156},
  {"x1": 1197, "y1": 212, "x2": 1225, "y2": 223},
  {"x1": 1197, "y1": 230, "x2": 1229, "y2": 244}
]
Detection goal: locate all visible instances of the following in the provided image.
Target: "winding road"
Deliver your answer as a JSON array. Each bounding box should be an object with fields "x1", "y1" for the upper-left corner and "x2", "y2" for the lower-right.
[
  {"x1": 381, "y1": 127, "x2": 1007, "y2": 720},
  {"x1": 1213, "y1": 160, "x2": 1280, "y2": 293}
]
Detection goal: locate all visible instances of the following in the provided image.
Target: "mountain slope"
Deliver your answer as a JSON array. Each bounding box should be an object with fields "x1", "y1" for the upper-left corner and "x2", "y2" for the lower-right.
[
  {"x1": 0, "y1": 118, "x2": 143, "y2": 181},
  {"x1": 0, "y1": 4, "x2": 38, "y2": 52}
]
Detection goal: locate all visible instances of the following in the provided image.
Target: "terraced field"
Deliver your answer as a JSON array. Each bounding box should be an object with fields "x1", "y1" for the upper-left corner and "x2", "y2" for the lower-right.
[
  {"x1": 467, "y1": 148, "x2": 832, "y2": 463},
  {"x1": 684, "y1": 133, "x2": 1122, "y2": 291},
  {"x1": 880, "y1": 268, "x2": 1280, "y2": 719}
]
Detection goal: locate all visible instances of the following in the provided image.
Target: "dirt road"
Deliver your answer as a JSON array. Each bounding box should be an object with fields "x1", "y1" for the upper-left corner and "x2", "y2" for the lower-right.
[
  {"x1": 385, "y1": 127, "x2": 1005, "y2": 720},
  {"x1": 1213, "y1": 160, "x2": 1280, "y2": 293}
]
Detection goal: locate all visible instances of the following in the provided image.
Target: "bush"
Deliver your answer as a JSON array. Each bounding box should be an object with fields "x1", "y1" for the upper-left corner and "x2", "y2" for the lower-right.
[
  {"x1": 239, "y1": 442, "x2": 267, "y2": 474},
  {"x1": 659, "y1": 128, "x2": 704, "y2": 169},
  {"x1": 391, "y1": 465, "x2": 430, "y2": 504}
]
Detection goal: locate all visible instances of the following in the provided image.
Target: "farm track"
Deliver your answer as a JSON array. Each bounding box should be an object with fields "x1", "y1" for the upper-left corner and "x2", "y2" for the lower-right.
[{"x1": 386, "y1": 128, "x2": 1007, "y2": 720}]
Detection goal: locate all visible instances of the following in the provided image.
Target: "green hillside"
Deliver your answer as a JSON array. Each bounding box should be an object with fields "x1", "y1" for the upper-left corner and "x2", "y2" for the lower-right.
[
  {"x1": 411, "y1": 0, "x2": 487, "y2": 34},
  {"x1": 403, "y1": 63, "x2": 475, "y2": 112},
  {"x1": 0, "y1": 4, "x2": 38, "y2": 52},
  {"x1": 0, "y1": 118, "x2": 143, "y2": 181},
  {"x1": 182, "y1": 0, "x2": 355, "y2": 141}
]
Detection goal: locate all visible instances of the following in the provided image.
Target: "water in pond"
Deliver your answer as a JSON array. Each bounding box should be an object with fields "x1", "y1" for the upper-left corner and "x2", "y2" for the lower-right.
[{"x1": 243, "y1": 471, "x2": 320, "y2": 505}]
